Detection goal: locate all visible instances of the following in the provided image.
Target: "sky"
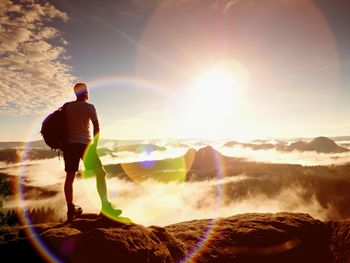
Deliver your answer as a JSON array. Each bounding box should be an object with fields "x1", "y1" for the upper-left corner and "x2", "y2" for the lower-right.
[{"x1": 1, "y1": 0, "x2": 350, "y2": 141}]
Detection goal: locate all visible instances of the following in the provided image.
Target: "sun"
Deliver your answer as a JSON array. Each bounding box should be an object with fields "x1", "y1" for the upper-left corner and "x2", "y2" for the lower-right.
[
  {"x1": 179, "y1": 60, "x2": 250, "y2": 139},
  {"x1": 191, "y1": 67, "x2": 239, "y2": 115}
]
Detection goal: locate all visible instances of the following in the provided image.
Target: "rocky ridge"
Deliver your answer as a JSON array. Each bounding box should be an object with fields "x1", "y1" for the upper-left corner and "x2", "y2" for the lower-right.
[{"x1": 0, "y1": 212, "x2": 349, "y2": 262}]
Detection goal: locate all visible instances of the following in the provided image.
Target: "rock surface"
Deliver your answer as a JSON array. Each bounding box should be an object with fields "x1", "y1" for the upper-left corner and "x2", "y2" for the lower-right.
[
  {"x1": 328, "y1": 220, "x2": 350, "y2": 263},
  {"x1": 0, "y1": 212, "x2": 349, "y2": 262},
  {"x1": 165, "y1": 213, "x2": 331, "y2": 263}
]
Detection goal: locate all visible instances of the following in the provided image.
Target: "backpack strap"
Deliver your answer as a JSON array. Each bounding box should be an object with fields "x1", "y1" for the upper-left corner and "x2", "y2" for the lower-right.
[{"x1": 60, "y1": 102, "x2": 70, "y2": 153}]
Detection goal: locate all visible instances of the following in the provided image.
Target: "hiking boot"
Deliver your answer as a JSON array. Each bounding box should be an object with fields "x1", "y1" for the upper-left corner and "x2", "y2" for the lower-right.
[
  {"x1": 100, "y1": 202, "x2": 122, "y2": 218},
  {"x1": 67, "y1": 204, "x2": 83, "y2": 222}
]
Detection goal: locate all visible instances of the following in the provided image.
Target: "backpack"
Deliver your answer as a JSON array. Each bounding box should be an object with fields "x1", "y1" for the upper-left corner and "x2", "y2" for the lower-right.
[{"x1": 40, "y1": 103, "x2": 68, "y2": 150}]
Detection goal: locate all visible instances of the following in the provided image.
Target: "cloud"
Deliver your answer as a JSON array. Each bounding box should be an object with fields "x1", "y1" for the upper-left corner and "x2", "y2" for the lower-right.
[
  {"x1": 37, "y1": 27, "x2": 59, "y2": 40},
  {"x1": 0, "y1": 0, "x2": 75, "y2": 115}
]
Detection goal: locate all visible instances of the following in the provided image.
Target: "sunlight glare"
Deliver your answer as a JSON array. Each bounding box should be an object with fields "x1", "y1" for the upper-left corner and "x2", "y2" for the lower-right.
[
  {"x1": 182, "y1": 60, "x2": 250, "y2": 138},
  {"x1": 192, "y1": 68, "x2": 238, "y2": 116}
]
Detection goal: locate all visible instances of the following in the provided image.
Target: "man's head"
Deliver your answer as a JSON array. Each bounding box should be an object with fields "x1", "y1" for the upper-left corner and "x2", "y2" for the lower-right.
[{"x1": 74, "y1": 82, "x2": 88, "y2": 100}]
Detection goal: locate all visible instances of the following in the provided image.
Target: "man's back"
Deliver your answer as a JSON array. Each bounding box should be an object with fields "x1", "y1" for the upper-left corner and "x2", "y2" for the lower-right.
[{"x1": 65, "y1": 100, "x2": 98, "y2": 144}]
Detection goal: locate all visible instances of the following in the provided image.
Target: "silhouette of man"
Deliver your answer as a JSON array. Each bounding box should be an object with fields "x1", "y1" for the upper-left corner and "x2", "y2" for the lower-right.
[{"x1": 63, "y1": 82, "x2": 122, "y2": 221}]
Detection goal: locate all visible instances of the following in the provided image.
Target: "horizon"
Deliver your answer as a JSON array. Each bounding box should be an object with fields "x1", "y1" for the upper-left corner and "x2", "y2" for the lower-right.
[{"x1": 2, "y1": 134, "x2": 350, "y2": 144}]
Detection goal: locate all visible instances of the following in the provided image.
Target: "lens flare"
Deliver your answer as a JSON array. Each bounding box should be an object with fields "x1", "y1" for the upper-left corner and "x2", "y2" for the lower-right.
[{"x1": 121, "y1": 147, "x2": 195, "y2": 184}]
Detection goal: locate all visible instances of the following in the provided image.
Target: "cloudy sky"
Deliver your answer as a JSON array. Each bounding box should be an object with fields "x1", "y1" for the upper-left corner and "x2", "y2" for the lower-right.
[{"x1": 1, "y1": 0, "x2": 350, "y2": 141}]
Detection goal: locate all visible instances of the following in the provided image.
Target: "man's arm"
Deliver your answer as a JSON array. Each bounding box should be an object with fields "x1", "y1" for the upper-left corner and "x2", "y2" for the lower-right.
[
  {"x1": 90, "y1": 104, "x2": 100, "y2": 147},
  {"x1": 92, "y1": 120, "x2": 100, "y2": 146}
]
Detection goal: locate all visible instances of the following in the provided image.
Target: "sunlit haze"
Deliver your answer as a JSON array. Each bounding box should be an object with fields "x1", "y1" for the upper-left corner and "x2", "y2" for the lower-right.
[{"x1": 1, "y1": 0, "x2": 350, "y2": 141}]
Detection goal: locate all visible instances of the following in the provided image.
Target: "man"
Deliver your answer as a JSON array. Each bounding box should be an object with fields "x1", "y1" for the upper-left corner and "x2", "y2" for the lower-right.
[{"x1": 63, "y1": 82, "x2": 122, "y2": 221}]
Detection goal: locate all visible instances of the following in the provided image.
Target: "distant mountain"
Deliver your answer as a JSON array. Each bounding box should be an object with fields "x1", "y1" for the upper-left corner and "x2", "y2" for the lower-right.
[
  {"x1": 191, "y1": 146, "x2": 223, "y2": 170},
  {"x1": 116, "y1": 144, "x2": 166, "y2": 153},
  {"x1": 287, "y1": 140, "x2": 308, "y2": 152},
  {"x1": 0, "y1": 139, "x2": 188, "y2": 152},
  {"x1": 224, "y1": 140, "x2": 239, "y2": 147},
  {"x1": 330, "y1": 135, "x2": 350, "y2": 142},
  {"x1": 286, "y1": 137, "x2": 349, "y2": 153},
  {"x1": 0, "y1": 149, "x2": 21, "y2": 163},
  {"x1": 0, "y1": 139, "x2": 149, "y2": 150},
  {"x1": 225, "y1": 137, "x2": 349, "y2": 153},
  {"x1": 224, "y1": 141, "x2": 276, "y2": 151},
  {"x1": 0, "y1": 148, "x2": 57, "y2": 163},
  {"x1": 0, "y1": 140, "x2": 50, "y2": 150},
  {"x1": 0, "y1": 141, "x2": 25, "y2": 149}
]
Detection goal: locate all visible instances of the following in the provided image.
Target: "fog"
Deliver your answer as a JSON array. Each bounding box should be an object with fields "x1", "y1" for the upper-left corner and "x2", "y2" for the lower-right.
[
  {"x1": 2, "y1": 147, "x2": 349, "y2": 226},
  {"x1": 3, "y1": 170, "x2": 329, "y2": 226},
  {"x1": 219, "y1": 145, "x2": 350, "y2": 166},
  {"x1": 100, "y1": 141, "x2": 350, "y2": 166},
  {"x1": 1, "y1": 158, "x2": 65, "y2": 186},
  {"x1": 100, "y1": 147, "x2": 189, "y2": 165}
]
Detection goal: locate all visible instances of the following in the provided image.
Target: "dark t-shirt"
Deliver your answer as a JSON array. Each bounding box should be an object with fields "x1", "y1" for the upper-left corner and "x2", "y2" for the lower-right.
[{"x1": 65, "y1": 101, "x2": 98, "y2": 144}]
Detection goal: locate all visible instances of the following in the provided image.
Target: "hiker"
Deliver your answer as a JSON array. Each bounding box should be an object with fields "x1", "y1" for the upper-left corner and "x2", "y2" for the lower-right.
[{"x1": 63, "y1": 82, "x2": 122, "y2": 221}]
